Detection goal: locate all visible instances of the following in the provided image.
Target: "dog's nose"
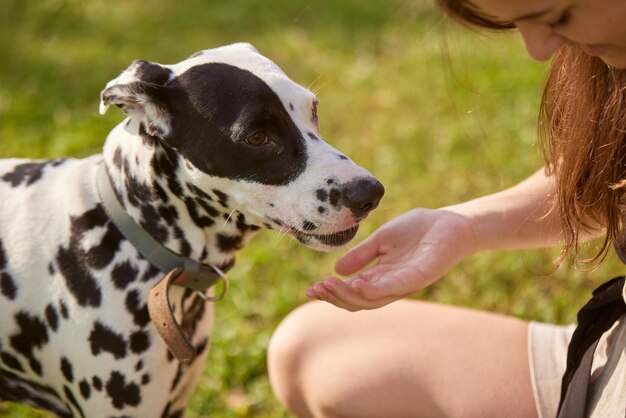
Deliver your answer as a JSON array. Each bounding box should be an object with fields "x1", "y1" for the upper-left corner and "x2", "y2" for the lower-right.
[{"x1": 342, "y1": 177, "x2": 385, "y2": 218}]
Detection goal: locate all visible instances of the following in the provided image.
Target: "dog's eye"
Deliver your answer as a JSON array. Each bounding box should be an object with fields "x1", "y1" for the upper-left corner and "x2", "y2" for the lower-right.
[{"x1": 245, "y1": 131, "x2": 270, "y2": 146}]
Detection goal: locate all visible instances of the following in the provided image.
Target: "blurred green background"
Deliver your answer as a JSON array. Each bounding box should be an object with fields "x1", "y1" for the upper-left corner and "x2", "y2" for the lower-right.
[{"x1": 1, "y1": 0, "x2": 622, "y2": 417}]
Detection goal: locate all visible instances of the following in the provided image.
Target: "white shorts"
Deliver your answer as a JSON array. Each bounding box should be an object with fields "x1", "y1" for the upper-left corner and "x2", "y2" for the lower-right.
[{"x1": 529, "y1": 317, "x2": 626, "y2": 418}]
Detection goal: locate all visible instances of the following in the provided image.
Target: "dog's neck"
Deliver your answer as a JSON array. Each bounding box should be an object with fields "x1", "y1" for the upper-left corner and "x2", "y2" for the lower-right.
[{"x1": 102, "y1": 119, "x2": 260, "y2": 270}]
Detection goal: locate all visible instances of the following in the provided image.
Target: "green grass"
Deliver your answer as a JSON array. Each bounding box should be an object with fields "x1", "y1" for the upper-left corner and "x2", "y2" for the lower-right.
[{"x1": 1, "y1": 1, "x2": 623, "y2": 417}]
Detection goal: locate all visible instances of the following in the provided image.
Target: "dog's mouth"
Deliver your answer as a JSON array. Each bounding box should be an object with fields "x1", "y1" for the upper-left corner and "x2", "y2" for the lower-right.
[
  {"x1": 268, "y1": 218, "x2": 360, "y2": 249},
  {"x1": 295, "y1": 225, "x2": 359, "y2": 247}
]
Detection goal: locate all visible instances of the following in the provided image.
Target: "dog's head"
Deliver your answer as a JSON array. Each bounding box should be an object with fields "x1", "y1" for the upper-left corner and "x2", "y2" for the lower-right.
[{"x1": 100, "y1": 43, "x2": 383, "y2": 252}]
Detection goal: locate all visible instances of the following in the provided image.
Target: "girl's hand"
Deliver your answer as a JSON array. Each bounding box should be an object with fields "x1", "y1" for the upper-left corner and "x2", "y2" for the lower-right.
[{"x1": 307, "y1": 208, "x2": 479, "y2": 311}]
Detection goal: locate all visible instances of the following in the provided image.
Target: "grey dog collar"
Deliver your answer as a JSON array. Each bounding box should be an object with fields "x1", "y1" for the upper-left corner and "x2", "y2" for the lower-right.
[
  {"x1": 96, "y1": 161, "x2": 229, "y2": 364},
  {"x1": 95, "y1": 161, "x2": 227, "y2": 297}
]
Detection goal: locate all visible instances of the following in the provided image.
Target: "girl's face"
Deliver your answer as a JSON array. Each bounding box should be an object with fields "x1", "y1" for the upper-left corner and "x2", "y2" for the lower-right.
[{"x1": 470, "y1": 0, "x2": 626, "y2": 68}]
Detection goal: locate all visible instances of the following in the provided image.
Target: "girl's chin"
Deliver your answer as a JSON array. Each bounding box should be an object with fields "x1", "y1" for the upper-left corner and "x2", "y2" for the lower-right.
[{"x1": 594, "y1": 50, "x2": 626, "y2": 69}]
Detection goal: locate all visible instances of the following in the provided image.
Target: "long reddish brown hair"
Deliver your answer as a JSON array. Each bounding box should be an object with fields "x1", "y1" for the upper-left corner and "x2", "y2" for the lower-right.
[{"x1": 437, "y1": 0, "x2": 626, "y2": 264}]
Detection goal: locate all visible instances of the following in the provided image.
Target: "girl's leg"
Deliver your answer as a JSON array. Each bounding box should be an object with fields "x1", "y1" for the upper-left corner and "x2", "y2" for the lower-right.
[{"x1": 268, "y1": 300, "x2": 538, "y2": 418}]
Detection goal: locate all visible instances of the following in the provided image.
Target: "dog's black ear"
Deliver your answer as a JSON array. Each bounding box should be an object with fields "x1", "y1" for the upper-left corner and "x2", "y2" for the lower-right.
[{"x1": 100, "y1": 60, "x2": 175, "y2": 138}]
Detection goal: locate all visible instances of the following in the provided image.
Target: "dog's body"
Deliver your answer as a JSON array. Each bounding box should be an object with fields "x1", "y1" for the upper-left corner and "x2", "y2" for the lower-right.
[{"x1": 0, "y1": 43, "x2": 383, "y2": 417}]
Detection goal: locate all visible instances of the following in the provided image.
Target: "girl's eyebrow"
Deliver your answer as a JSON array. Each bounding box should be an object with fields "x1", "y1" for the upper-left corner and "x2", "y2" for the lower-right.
[{"x1": 511, "y1": 7, "x2": 554, "y2": 22}]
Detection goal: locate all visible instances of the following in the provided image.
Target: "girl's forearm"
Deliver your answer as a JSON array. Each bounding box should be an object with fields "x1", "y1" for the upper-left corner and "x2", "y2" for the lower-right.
[{"x1": 443, "y1": 169, "x2": 603, "y2": 252}]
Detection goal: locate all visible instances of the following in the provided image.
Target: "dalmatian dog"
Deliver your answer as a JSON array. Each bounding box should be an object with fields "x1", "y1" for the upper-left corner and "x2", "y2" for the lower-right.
[{"x1": 0, "y1": 43, "x2": 384, "y2": 417}]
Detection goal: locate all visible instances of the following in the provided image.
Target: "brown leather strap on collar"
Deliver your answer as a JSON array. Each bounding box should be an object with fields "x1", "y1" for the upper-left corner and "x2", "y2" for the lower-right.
[{"x1": 148, "y1": 268, "x2": 196, "y2": 364}]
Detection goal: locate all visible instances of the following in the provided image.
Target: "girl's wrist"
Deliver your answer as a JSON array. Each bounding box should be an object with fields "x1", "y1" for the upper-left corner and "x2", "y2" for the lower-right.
[{"x1": 441, "y1": 202, "x2": 501, "y2": 253}]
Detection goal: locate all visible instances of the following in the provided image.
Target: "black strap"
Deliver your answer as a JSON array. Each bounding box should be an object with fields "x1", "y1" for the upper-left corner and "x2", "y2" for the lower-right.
[{"x1": 557, "y1": 276, "x2": 626, "y2": 418}]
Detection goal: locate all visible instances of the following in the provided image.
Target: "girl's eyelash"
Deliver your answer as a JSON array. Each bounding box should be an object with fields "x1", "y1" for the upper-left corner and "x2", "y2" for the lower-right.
[{"x1": 550, "y1": 10, "x2": 572, "y2": 28}]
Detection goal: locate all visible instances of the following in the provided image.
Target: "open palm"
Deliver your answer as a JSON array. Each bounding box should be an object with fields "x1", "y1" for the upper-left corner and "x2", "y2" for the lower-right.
[{"x1": 307, "y1": 208, "x2": 478, "y2": 311}]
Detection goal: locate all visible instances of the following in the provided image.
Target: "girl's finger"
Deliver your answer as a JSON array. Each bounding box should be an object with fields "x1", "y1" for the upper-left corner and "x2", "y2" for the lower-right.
[{"x1": 335, "y1": 233, "x2": 382, "y2": 276}]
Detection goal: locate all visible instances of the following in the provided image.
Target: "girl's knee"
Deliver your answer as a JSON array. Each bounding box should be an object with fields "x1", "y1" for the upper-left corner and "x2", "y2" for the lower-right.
[{"x1": 268, "y1": 302, "x2": 328, "y2": 417}]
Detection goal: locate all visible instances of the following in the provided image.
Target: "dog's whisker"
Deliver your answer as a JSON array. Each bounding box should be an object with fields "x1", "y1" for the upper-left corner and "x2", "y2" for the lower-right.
[{"x1": 221, "y1": 209, "x2": 237, "y2": 230}]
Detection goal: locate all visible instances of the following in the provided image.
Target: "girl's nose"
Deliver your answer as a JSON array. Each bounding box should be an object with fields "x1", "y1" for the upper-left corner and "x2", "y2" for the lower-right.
[{"x1": 517, "y1": 22, "x2": 566, "y2": 61}]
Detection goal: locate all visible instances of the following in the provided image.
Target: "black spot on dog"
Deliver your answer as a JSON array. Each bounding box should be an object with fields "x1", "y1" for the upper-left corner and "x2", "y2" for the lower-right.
[
  {"x1": 63, "y1": 385, "x2": 84, "y2": 417},
  {"x1": 59, "y1": 300, "x2": 69, "y2": 319},
  {"x1": 45, "y1": 304, "x2": 59, "y2": 332},
  {"x1": 329, "y1": 188, "x2": 341, "y2": 208},
  {"x1": 29, "y1": 362, "x2": 44, "y2": 377},
  {"x1": 289, "y1": 103, "x2": 294, "y2": 111},
  {"x1": 217, "y1": 233, "x2": 243, "y2": 252},
  {"x1": 57, "y1": 205, "x2": 123, "y2": 307},
  {"x1": 105, "y1": 371, "x2": 141, "y2": 409},
  {"x1": 79, "y1": 379, "x2": 91, "y2": 400},
  {"x1": 125, "y1": 290, "x2": 151, "y2": 327},
  {"x1": 111, "y1": 261, "x2": 139, "y2": 290},
  {"x1": 236, "y1": 212, "x2": 251, "y2": 233},
  {"x1": 1, "y1": 159, "x2": 66, "y2": 187},
  {"x1": 141, "y1": 264, "x2": 161, "y2": 282},
  {"x1": 135, "y1": 360, "x2": 144, "y2": 372},
  {"x1": 1, "y1": 272, "x2": 17, "y2": 300},
  {"x1": 0, "y1": 237, "x2": 6, "y2": 268},
  {"x1": 87, "y1": 223, "x2": 125, "y2": 269},
  {"x1": 212, "y1": 189, "x2": 229, "y2": 208},
  {"x1": 0, "y1": 240, "x2": 17, "y2": 300},
  {"x1": 10, "y1": 311, "x2": 48, "y2": 376},
  {"x1": 196, "y1": 198, "x2": 220, "y2": 218},
  {"x1": 337, "y1": 154, "x2": 349, "y2": 161},
  {"x1": 161, "y1": 402, "x2": 173, "y2": 418},
  {"x1": 141, "y1": 374, "x2": 150, "y2": 385},
  {"x1": 318, "y1": 206, "x2": 326, "y2": 214},
  {"x1": 1, "y1": 351, "x2": 24, "y2": 372},
  {"x1": 187, "y1": 183, "x2": 213, "y2": 201},
  {"x1": 302, "y1": 221, "x2": 317, "y2": 231},
  {"x1": 307, "y1": 132, "x2": 320, "y2": 141},
  {"x1": 89, "y1": 322, "x2": 127, "y2": 359},
  {"x1": 195, "y1": 338, "x2": 209, "y2": 356},
  {"x1": 129, "y1": 331, "x2": 150, "y2": 354},
  {"x1": 60, "y1": 357, "x2": 74, "y2": 383},
  {"x1": 172, "y1": 225, "x2": 192, "y2": 257},
  {"x1": 123, "y1": 165, "x2": 157, "y2": 210},
  {"x1": 316, "y1": 189, "x2": 328, "y2": 202},
  {"x1": 154, "y1": 182, "x2": 170, "y2": 203},
  {"x1": 184, "y1": 197, "x2": 215, "y2": 228},
  {"x1": 113, "y1": 148, "x2": 123, "y2": 169},
  {"x1": 92, "y1": 376, "x2": 103, "y2": 391},
  {"x1": 152, "y1": 146, "x2": 182, "y2": 198},
  {"x1": 158, "y1": 204, "x2": 179, "y2": 225},
  {"x1": 48, "y1": 262, "x2": 55, "y2": 275},
  {"x1": 139, "y1": 204, "x2": 170, "y2": 243},
  {"x1": 57, "y1": 244, "x2": 101, "y2": 308},
  {"x1": 170, "y1": 364, "x2": 183, "y2": 391}
]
